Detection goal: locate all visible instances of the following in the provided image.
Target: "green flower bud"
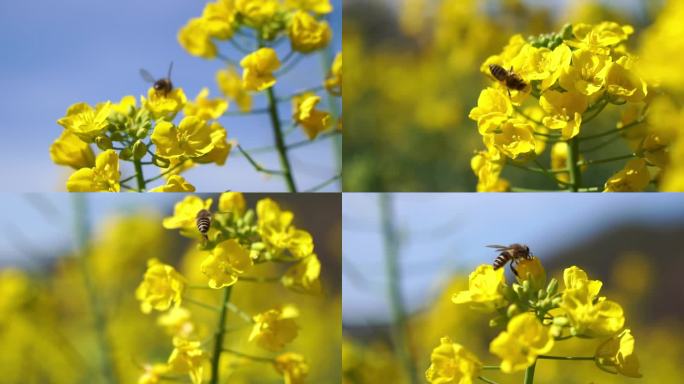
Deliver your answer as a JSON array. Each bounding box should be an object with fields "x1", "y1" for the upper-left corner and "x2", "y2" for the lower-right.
[
  {"x1": 553, "y1": 316, "x2": 569, "y2": 326},
  {"x1": 522, "y1": 279, "x2": 531, "y2": 293},
  {"x1": 153, "y1": 155, "x2": 171, "y2": 168},
  {"x1": 119, "y1": 147, "x2": 133, "y2": 161},
  {"x1": 561, "y1": 23, "x2": 574, "y2": 40},
  {"x1": 243, "y1": 210, "x2": 255, "y2": 224},
  {"x1": 537, "y1": 289, "x2": 547, "y2": 300},
  {"x1": 512, "y1": 283, "x2": 524, "y2": 296},
  {"x1": 95, "y1": 135, "x2": 113, "y2": 150},
  {"x1": 546, "y1": 278, "x2": 559, "y2": 296},
  {"x1": 251, "y1": 241, "x2": 266, "y2": 251},
  {"x1": 135, "y1": 127, "x2": 148, "y2": 139},
  {"x1": 507, "y1": 304, "x2": 519, "y2": 318},
  {"x1": 110, "y1": 131, "x2": 126, "y2": 142},
  {"x1": 132, "y1": 140, "x2": 147, "y2": 160}
]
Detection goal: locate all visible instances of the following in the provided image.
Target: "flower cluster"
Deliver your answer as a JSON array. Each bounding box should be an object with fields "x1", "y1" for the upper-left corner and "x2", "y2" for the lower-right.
[
  {"x1": 135, "y1": 193, "x2": 321, "y2": 383},
  {"x1": 52, "y1": 0, "x2": 341, "y2": 192},
  {"x1": 468, "y1": 22, "x2": 667, "y2": 192},
  {"x1": 426, "y1": 257, "x2": 641, "y2": 383},
  {"x1": 52, "y1": 86, "x2": 231, "y2": 192}
]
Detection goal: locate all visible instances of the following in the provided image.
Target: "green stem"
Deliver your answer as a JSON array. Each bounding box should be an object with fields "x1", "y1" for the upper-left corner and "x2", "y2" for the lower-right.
[
  {"x1": 567, "y1": 138, "x2": 581, "y2": 191},
  {"x1": 133, "y1": 159, "x2": 146, "y2": 191},
  {"x1": 266, "y1": 86, "x2": 297, "y2": 191},
  {"x1": 537, "y1": 355, "x2": 595, "y2": 361},
  {"x1": 524, "y1": 361, "x2": 536, "y2": 384},
  {"x1": 183, "y1": 296, "x2": 220, "y2": 312},
  {"x1": 210, "y1": 286, "x2": 233, "y2": 384},
  {"x1": 580, "y1": 153, "x2": 636, "y2": 166},
  {"x1": 379, "y1": 194, "x2": 417, "y2": 383},
  {"x1": 482, "y1": 365, "x2": 501, "y2": 370},
  {"x1": 478, "y1": 376, "x2": 500, "y2": 384},
  {"x1": 223, "y1": 348, "x2": 274, "y2": 363},
  {"x1": 73, "y1": 195, "x2": 117, "y2": 384}
]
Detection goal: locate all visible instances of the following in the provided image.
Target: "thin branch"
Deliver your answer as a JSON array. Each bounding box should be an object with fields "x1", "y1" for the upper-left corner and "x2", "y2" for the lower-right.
[
  {"x1": 222, "y1": 348, "x2": 274, "y2": 363},
  {"x1": 305, "y1": 173, "x2": 341, "y2": 192},
  {"x1": 224, "y1": 107, "x2": 269, "y2": 116},
  {"x1": 579, "y1": 153, "x2": 637, "y2": 166},
  {"x1": 237, "y1": 144, "x2": 285, "y2": 176},
  {"x1": 287, "y1": 130, "x2": 341, "y2": 150},
  {"x1": 183, "y1": 296, "x2": 220, "y2": 312}
]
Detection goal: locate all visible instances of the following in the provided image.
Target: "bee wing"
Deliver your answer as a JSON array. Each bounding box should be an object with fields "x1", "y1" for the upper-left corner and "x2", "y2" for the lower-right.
[
  {"x1": 486, "y1": 244, "x2": 509, "y2": 250},
  {"x1": 139, "y1": 68, "x2": 156, "y2": 83}
]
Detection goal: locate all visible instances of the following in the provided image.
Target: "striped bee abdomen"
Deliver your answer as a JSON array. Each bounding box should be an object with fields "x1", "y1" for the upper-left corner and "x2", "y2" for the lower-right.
[
  {"x1": 492, "y1": 253, "x2": 511, "y2": 270},
  {"x1": 505, "y1": 75, "x2": 527, "y2": 91},
  {"x1": 196, "y1": 209, "x2": 212, "y2": 239},
  {"x1": 488, "y1": 64, "x2": 508, "y2": 81}
]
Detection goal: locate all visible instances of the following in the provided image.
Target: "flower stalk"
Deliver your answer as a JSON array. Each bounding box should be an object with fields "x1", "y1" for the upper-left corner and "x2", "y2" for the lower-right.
[{"x1": 210, "y1": 286, "x2": 232, "y2": 384}]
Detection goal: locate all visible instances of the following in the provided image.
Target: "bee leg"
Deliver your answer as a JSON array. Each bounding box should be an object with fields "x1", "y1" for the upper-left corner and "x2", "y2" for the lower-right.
[{"x1": 510, "y1": 260, "x2": 519, "y2": 278}]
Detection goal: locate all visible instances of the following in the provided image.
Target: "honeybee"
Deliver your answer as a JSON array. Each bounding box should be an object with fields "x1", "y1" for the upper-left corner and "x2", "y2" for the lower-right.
[
  {"x1": 486, "y1": 243, "x2": 533, "y2": 277},
  {"x1": 196, "y1": 209, "x2": 212, "y2": 241},
  {"x1": 488, "y1": 64, "x2": 527, "y2": 94},
  {"x1": 140, "y1": 62, "x2": 174, "y2": 96}
]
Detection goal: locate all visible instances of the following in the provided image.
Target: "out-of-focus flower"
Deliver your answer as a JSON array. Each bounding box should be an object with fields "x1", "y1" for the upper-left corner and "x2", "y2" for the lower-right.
[
  {"x1": 425, "y1": 336, "x2": 481, "y2": 384},
  {"x1": 219, "y1": 192, "x2": 246, "y2": 215},
  {"x1": 236, "y1": 0, "x2": 279, "y2": 26},
  {"x1": 178, "y1": 18, "x2": 217, "y2": 59},
  {"x1": 605, "y1": 56, "x2": 647, "y2": 103},
  {"x1": 142, "y1": 87, "x2": 187, "y2": 120},
  {"x1": 568, "y1": 22, "x2": 633, "y2": 55},
  {"x1": 149, "y1": 175, "x2": 196, "y2": 192},
  {"x1": 603, "y1": 158, "x2": 650, "y2": 192},
  {"x1": 595, "y1": 329, "x2": 642, "y2": 378},
  {"x1": 289, "y1": 11, "x2": 332, "y2": 53},
  {"x1": 281, "y1": 255, "x2": 322, "y2": 294},
  {"x1": 490, "y1": 313, "x2": 554, "y2": 373},
  {"x1": 293, "y1": 93, "x2": 331, "y2": 139},
  {"x1": 540, "y1": 90, "x2": 588, "y2": 139},
  {"x1": 50, "y1": 130, "x2": 95, "y2": 169},
  {"x1": 201, "y1": 0, "x2": 237, "y2": 39},
  {"x1": 559, "y1": 49, "x2": 611, "y2": 96},
  {"x1": 57, "y1": 102, "x2": 112, "y2": 142},
  {"x1": 468, "y1": 88, "x2": 512, "y2": 135},
  {"x1": 285, "y1": 0, "x2": 332, "y2": 14},
  {"x1": 274, "y1": 353, "x2": 309, "y2": 384},
  {"x1": 516, "y1": 257, "x2": 546, "y2": 291},
  {"x1": 249, "y1": 305, "x2": 300, "y2": 351},
  {"x1": 471, "y1": 149, "x2": 509, "y2": 192},
  {"x1": 111, "y1": 95, "x2": 137, "y2": 116},
  {"x1": 240, "y1": 48, "x2": 281, "y2": 91},
  {"x1": 560, "y1": 266, "x2": 625, "y2": 337},
  {"x1": 135, "y1": 259, "x2": 185, "y2": 314},
  {"x1": 138, "y1": 363, "x2": 170, "y2": 384},
  {"x1": 157, "y1": 307, "x2": 195, "y2": 338},
  {"x1": 184, "y1": 88, "x2": 228, "y2": 121},
  {"x1": 452, "y1": 264, "x2": 506, "y2": 311},
  {"x1": 325, "y1": 51, "x2": 342, "y2": 95},
  {"x1": 200, "y1": 239, "x2": 252, "y2": 288},
  {"x1": 257, "y1": 198, "x2": 314, "y2": 259},
  {"x1": 152, "y1": 116, "x2": 215, "y2": 159},
  {"x1": 66, "y1": 149, "x2": 120, "y2": 192},
  {"x1": 216, "y1": 66, "x2": 252, "y2": 112},
  {"x1": 168, "y1": 337, "x2": 206, "y2": 384},
  {"x1": 163, "y1": 195, "x2": 213, "y2": 235}
]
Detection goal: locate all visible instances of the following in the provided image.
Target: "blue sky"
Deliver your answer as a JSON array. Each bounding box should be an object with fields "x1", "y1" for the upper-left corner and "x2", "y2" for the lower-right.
[
  {"x1": 342, "y1": 193, "x2": 684, "y2": 325},
  {"x1": 0, "y1": 0, "x2": 341, "y2": 192}
]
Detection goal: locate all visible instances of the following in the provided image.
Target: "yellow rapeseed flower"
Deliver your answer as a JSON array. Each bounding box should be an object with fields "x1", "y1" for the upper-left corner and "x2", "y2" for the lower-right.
[
  {"x1": 487, "y1": 119, "x2": 536, "y2": 160},
  {"x1": 471, "y1": 149, "x2": 509, "y2": 192},
  {"x1": 325, "y1": 51, "x2": 342, "y2": 95},
  {"x1": 292, "y1": 93, "x2": 331, "y2": 139},
  {"x1": 559, "y1": 49, "x2": 611, "y2": 96},
  {"x1": 274, "y1": 353, "x2": 309, "y2": 384},
  {"x1": 452, "y1": 264, "x2": 506, "y2": 311},
  {"x1": 490, "y1": 313, "x2": 554, "y2": 373},
  {"x1": 559, "y1": 266, "x2": 625, "y2": 337},
  {"x1": 540, "y1": 90, "x2": 588, "y2": 139},
  {"x1": 236, "y1": 0, "x2": 279, "y2": 26},
  {"x1": 257, "y1": 198, "x2": 315, "y2": 259},
  {"x1": 151, "y1": 116, "x2": 215, "y2": 159},
  {"x1": 168, "y1": 337, "x2": 206, "y2": 384},
  {"x1": 603, "y1": 158, "x2": 650, "y2": 192},
  {"x1": 200, "y1": 239, "x2": 253, "y2": 289},
  {"x1": 289, "y1": 11, "x2": 332, "y2": 53},
  {"x1": 178, "y1": 17, "x2": 217, "y2": 59},
  {"x1": 568, "y1": 22, "x2": 634, "y2": 55},
  {"x1": 425, "y1": 336, "x2": 481, "y2": 384},
  {"x1": 468, "y1": 87, "x2": 512, "y2": 135},
  {"x1": 57, "y1": 101, "x2": 112, "y2": 142},
  {"x1": 66, "y1": 149, "x2": 120, "y2": 192},
  {"x1": 240, "y1": 48, "x2": 281, "y2": 91},
  {"x1": 142, "y1": 87, "x2": 188, "y2": 120},
  {"x1": 201, "y1": 0, "x2": 237, "y2": 40},
  {"x1": 194, "y1": 121, "x2": 231, "y2": 166},
  {"x1": 285, "y1": 0, "x2": 332, "y2": 14},
  {"x1": 281, "y1": 255, "x2": 322, "y2": 294},
  {"x1": 595, "y1": 329, "x2": 642, "y2": 378},
  {"x1": 605, "y1": 56, "x2": 647, "y2": 103},
  {"x1": 138, "y1": 363, "x2": 170, "y2": 384},
  {"x1": 515, "y1": 257, "x2": 546, "y2": 292},
  {"x1": 149, "y1": 175, "x2": 196, "y2": 192},
  {"x1": 50, "y1": 129, "x2": 95, "y2": 169},
  {"x1": 183, "y1": 88, "x2": 228, "y2": 121},
  {"x1": 157, "y1": 307, "x2": 195, "y2": 338},
  {"x1": 135, "y1": 258, "x2": 185, "y2": 314},
  {"x1": 216, "y1": 66, "x2": 252, "y2": 112},
  {"x1": 219, "y1": 191, "x2": 246, "y2": 216},
  {"x1": 249, "y1": 305, "x2": 300, "y2": 351},
  {"x1": 163, "y1": 195, "x2": 213, "y2": 234}
]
